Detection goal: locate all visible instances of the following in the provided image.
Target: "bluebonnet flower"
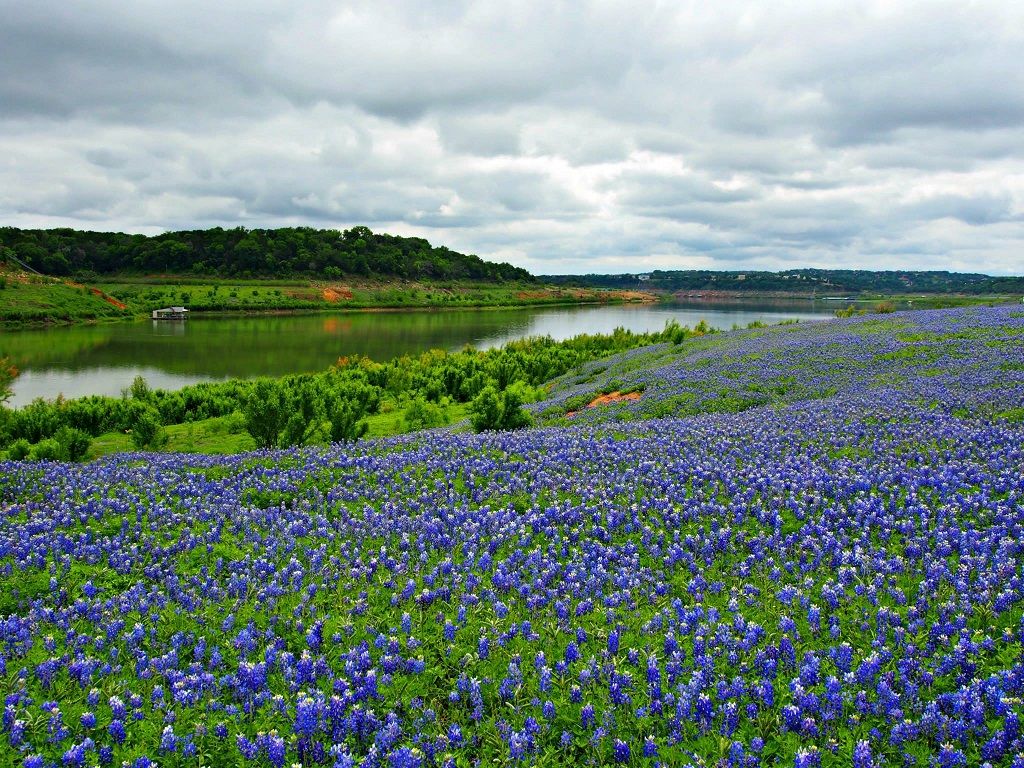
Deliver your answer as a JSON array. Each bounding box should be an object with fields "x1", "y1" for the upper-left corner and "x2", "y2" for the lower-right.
[{"x1": 613, "y1": 738, "x2": 630, "y2": 762}]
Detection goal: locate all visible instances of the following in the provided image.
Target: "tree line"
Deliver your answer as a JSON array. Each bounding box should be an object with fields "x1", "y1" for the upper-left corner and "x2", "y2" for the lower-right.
[
  {"x1": 0, "y1": 225, "x2": 534, "y2": 282},
  {"x1": 545, "y1": 268, "x2": 1024, "y2": 295}
]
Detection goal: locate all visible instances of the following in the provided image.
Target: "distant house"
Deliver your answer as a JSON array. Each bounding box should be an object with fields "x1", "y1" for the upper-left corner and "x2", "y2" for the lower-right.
[
  {"x1": 637, "y1": 274, "x2": 652, "y2": 282},
  {"x1": 152, "y1": 306, "x2": 189, "y2": 320}
]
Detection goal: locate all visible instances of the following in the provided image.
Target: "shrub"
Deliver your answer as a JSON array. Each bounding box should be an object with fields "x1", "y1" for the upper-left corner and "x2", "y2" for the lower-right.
[
  {"x1": 327, "y1": 398, "x2": 368, "y2": 443},
  {"x1": 279, "y1": 379, "x2": 327, "y2": 447},
  {"x1": 30, "y1": 438, "x2": 63, "y2": 461},
  {"x1": 54, "y1": 426, "x2": 91, "y2": 462},
  {"x1": 469, "y1": 387, "x2": 503, "y2": 432},
  {"x1": 7, "y1": 438, "x2": 30, "y2": 460},
  {"x1": 404, "y1": 397, "x2": 448, "y2": 431},
  {"x1": 244, "y1": 380, "x2": 288, "y2": 449},
  {"x1": 875, "y1": 301, "x2": 896, "y2": 314},
  {"x1": 469, "y1": 385, "x2": 532, "y2": 432},
  {"x1": 131, "y1": 406, "x2": 167, "y2": 450},
  {"x1": 129, "y1": 375, "x2": 152, "y2": 400}
]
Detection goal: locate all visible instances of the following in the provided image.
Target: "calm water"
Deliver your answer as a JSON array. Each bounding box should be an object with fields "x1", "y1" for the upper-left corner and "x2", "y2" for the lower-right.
[{"x1": 2, "y1": 300, "x2": 836, "y2": 406}]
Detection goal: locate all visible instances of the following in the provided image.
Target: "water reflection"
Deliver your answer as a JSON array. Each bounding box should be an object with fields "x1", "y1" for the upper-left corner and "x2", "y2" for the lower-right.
[{"x1": 4, "y1": 300, "x2": 836, "y2": 406}]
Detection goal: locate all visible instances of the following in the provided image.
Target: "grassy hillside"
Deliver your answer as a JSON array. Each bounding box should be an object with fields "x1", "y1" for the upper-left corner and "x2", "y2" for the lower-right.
[
  {"x1": 1, "y1": 306, "x2": 1023, "y2": 765},
  {"x1": 0, "y1": 265, "x2": 129, "y2": 324},
  {"x1": 1, "y1": 263, "x2": 651, "y2": 327}
]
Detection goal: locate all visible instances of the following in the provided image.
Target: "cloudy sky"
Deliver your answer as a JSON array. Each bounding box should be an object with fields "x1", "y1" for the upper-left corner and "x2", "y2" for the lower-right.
[{"x1": 1, "y1": 1, "x2": 1022, "y2": 274}]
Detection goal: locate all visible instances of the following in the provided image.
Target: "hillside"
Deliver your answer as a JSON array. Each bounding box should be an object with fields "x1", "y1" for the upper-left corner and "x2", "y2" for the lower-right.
[
  {"x1": 1, "y1": 306, "x2": 1023, "y2": 766},
  {"x1": 545, "y1": 267, "x2": 1024, "y2": 296},
  {"x1": 0, "y1": 225, "x2": 534, "y2": 282},
  {"x1": 0, "y1": 263, "x2": 129, "y2": 324}
]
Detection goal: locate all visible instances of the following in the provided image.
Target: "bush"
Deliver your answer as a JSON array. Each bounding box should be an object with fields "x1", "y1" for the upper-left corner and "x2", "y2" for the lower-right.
[
  {"x1": 129, "y1": 375, "x2": 151, "y2": 400},
  {"x1": 403, "y1": 397, "x2": 448, "y2": 431},
  {"x1": 7, "y1": 438, "x2": 30, "y2": 460},
  {"x1": 244, "y1": 380, "x2": 288, "y2": 449},
  {"x1": 279, "y1": 379, "x2": 326, "y2": 447},
  {"x1": 131, "y1": 406, "x2": 167, "y2": 450},
  {"x1": 327, "y1": 397, "x2": 368, "y2": 443},
  {"x1": 30, "y1": 438, "x2": 63, "y2": 461},
  {"x1": 469, "y1": 385, "x2": 533, "y2": 432},
  {"x1": 54, "y1": 426, "x2": 91, "y2": 462}
]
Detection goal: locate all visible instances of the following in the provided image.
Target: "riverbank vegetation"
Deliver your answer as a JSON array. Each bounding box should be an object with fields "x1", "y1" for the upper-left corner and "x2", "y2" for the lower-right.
[
  {"x1": 0, "y1": 323, "x2": 707, "y2": 460},
  {"x1": 0, "y1": 261, "x2": 651, "y2": 328}
]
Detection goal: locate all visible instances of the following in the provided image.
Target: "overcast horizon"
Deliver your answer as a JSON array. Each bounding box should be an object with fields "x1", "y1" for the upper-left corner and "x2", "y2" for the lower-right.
[{"x1": 1, "y1": 1, "x2": 1022, "y2": 275}]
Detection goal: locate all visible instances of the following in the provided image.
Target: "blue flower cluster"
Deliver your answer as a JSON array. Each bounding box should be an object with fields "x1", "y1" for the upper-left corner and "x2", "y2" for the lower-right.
[{"x1": 1, "y1": 306, "x2": 1023, "y2": 767}]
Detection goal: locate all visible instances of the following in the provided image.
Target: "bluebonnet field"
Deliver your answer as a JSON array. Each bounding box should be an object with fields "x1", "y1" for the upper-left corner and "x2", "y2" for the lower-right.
[{"x1": 2, "y1": 306, "x2": 1024, "y2": 768}]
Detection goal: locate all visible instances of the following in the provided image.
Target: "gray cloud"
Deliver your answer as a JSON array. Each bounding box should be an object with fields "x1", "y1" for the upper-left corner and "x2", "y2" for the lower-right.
[{"x1": 0, "y1": 0, "x2": 1021, "y2": 274}]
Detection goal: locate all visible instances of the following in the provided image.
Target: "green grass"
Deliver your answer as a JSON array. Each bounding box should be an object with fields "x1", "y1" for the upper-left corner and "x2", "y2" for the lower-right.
[
  {"x1": 363, "y1": 400, "x2": 471, "y2": 437},
  {"x1": 87, "y1": 415, "x2": 257, "y2": 458},
  {"x1": 0, "y1": 270, "x2": 127, "y2": 325},
  {"x1": 77, "y1": 400, "x2": 473, "y2": 460}
]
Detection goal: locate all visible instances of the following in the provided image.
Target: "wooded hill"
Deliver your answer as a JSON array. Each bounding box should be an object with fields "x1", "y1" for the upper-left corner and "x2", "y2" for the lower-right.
[
  {"x1": 544, "y1": 268, "x2": 1024, "y2": 295},
  {"x1": 0, "y1": 226, "x2": 534, "y2": 282}
]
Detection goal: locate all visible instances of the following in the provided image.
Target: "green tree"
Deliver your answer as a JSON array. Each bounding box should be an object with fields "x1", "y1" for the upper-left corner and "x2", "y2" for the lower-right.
[
  {"x1": 279, "y1": 379, "x2": 326, "y2": 447},
  {"x1": 497, "y1": 385, "x2": 532, "y2": 430},
  {"x1": 326, "y1": 396, "x2": 368, "y2": 443},
  {"x1": 130, "y1": 405, "x2": 167, "y2": 450},
  {"x1": 0, "y1": 358, "x2": 16, "y2": 404},
  {"x1": 129, "y1": 374, "x2": 151, "y2": 400},
  {"x1": 469, "y1": 385, "x2": 534, "y2": 432},
  {"x1": 468, "y1": 386, "x2": 502, "y2": 431},
  {"x1": 54, "y1": 426, "x2": 91, "y2": 461},
  {"x1": 243, "y1": 380, "x2": 288, "y2": 449}
]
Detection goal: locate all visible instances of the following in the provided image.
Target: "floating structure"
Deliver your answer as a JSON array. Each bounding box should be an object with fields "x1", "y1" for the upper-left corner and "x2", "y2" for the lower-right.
[{"x1": 151, "y1": 306, "x2": 189, "y2": 320}]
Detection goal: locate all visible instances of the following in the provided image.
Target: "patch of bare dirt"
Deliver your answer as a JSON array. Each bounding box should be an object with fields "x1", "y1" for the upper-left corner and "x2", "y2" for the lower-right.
[
  {"x1": 322, "y1": 287, "x2": 353, "y2": 302},
  {"x1": 90, "y1": 288, "x2": 127, "y2": 309},
  {"x1": 566, "y1": 390, "x2": 642, "y2": 418}
]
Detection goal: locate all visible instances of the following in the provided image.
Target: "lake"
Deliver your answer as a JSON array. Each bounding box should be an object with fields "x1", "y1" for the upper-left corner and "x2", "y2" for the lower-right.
[{"x1": 2, "y1": 300, "x2": 836, "y2": 406}]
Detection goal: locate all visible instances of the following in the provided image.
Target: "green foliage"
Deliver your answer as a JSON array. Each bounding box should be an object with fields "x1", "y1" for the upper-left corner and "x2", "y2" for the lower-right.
[
  {"x1": 1, "y1": 324, "x2": 670, "y2": 454},
  {"x1": 0, "y1": 225, "x2": 534, "y2": 282},
  {"x1": 547, "y1": 266, "x2": 1024, "y2": 295},
  {"x1": 663, "y1": 319, "x2": 717, "y2": 345},
  {"x1": 243, "y1": 380, "x2": 288, "y2": 449},
  {"x1": 469, "y1": 385, "x2": 533, "y2": 432},
  {"x1": 129, "y1": 374, "x2": 151, "y2": 400},
  {"x1": 30, "y1": 438, "x2": 63, "y2": 460},
  {"x1": 326, "y1": 397, "x2": 369, "y2": 443},
  {"x1": 130, "y1": 405, "x2": 167, "y2": 450},
  {"x1": 468, "y1": 387, "x2": 503, "y2": 431},
  {"x1": 279, "y1": 378, "x2": 327, "y2": 447},
  {"x1": 0, "y1": 358, "x2": 16, "y2": 404},
  {"x1": 7, "y1": 438, "x2": 30, "y2": 460},
  {"x1": 403, "y1": 397, "x2": 449, "y2": 431},
  {"x1": 54, "y1": 426, "x2": 91, "y2": 461}
]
